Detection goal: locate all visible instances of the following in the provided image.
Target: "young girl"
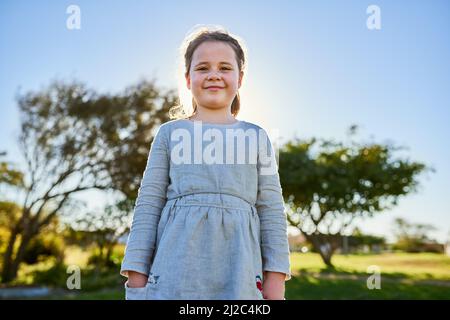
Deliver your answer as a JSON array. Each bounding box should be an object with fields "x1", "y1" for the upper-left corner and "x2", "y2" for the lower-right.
[{"x1": 120, "y1": 25, "x2": 291, "y2": 300}]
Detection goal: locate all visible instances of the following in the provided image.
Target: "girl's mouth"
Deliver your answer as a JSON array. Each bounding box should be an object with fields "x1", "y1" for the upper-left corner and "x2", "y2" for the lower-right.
[{"x1": 205, "y1": 86, "x2": 224, "y2": 91}]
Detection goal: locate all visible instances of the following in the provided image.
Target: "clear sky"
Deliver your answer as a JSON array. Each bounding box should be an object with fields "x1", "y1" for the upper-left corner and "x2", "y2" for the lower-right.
[{"x1": 1, "y1": 0, "x2": 449, "y2": 242}]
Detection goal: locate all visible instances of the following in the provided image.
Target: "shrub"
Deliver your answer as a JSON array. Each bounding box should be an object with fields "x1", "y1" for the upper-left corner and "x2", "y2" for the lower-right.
[
  {"x1": 23, "y1": 233, "x2": 65, "y2": 264},
  {"x1": 31, "y1": 259, "x2": 68, "y2": 287}
]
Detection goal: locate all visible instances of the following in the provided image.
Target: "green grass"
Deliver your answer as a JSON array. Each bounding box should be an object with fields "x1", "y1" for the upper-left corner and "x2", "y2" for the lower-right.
[
  {"x1": 8, "y1": 250, "x2": 450, "y2": 299},
  {"x1": 285, "y1": 273, "x2": 450, "y2": 300},
  {"x1": 291, "y1": 252, "x2": 450, "y2": 280},
  {"x1": 46, "y1": 287, "x2": 125, "y2": 300},
  {"x1": 285, "y1": 252, "x2": 450, "y2": 299}
]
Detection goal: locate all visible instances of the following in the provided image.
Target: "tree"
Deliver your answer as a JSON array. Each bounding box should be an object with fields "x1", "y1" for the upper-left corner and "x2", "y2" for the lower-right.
[
  {"x1": 392, "y1": 217, "x2": 439, "y2": 252},
  {"x1": 345, "y1": 228, "x2": 386, "y2": 253},
  {"x1": 1, "y1": 78, "x2": 177, "y2": 283},
  {"x1": 0, "y1": 151, "x2": 24, "y2": 187},
  {"x1": 278, "y1": 126, "x2": 432, "y2": 267},
  {"x1": 67, "y1": 198, "x2": 131, "y2": 268}
]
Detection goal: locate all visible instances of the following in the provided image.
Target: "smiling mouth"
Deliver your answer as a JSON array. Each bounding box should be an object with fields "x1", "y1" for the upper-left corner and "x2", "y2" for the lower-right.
[{"x1": 205, "y1": 86, "x2": 224, "y2": 89}]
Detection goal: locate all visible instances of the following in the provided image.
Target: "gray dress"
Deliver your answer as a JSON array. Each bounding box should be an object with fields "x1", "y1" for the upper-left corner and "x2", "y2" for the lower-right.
[{"x1": 120, "y1": 119, "x2": 291, "y2": 300}]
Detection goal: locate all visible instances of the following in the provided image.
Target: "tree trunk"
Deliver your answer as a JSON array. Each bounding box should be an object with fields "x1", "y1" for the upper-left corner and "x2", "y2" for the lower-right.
[
  {"x1": 105, "y1": 243, "x2": 114, "y2": 264},
  {"x1": 319, "y1": 248, "x2": 333, "y2": 268},
  {"x1": 105, "y1": 244, "x2": 113, "y2": 265},
  {"x1": 1, "y1": 226, "x2": 20, "y2": 283},
  {"x1": 7, "y1": 229, "x2": 34, "y2": 283},
  {"x1": 304, "y1": 233, "x2": 336, "y2": 268}
]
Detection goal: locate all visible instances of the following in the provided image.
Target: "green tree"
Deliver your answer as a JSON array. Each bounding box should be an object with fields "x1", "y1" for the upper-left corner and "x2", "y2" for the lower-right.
[
  {"x1": 68, "y1": 199, "x2": 131, "y2": 268},
  {"x1": 1, "y1": 78, "x2": 176, "y2": 283},
  {"x1": 392, "y1": 217, "x2": 439, "y2": 252},
  {"x1": 279, "y1": 126, "x2": 432, "y2": 267},
  {"x1": 0, "y1": 151, "x2": 24, "y2": 187}
]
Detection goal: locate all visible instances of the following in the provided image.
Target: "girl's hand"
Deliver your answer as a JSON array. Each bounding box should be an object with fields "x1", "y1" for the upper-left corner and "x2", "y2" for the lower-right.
[
  {"x1": 126, "y1": 271, "x2": 148, "y2": 288},
  {"x1": 262, "y1": 271, "x2": 286, "y2": 300}
]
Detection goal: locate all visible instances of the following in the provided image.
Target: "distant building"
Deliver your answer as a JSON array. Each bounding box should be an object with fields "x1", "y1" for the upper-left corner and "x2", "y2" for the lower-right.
[{"x1": 444, "y1": 241, "x2": 450, "y2": 256}]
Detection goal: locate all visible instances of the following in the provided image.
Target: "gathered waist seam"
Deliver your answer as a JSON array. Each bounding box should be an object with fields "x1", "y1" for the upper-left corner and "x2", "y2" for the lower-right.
[
  {"x1": 174, "y1": 203, "x2": 253, "y2": 212},
  {"x1": 166, "y1": 191, "x2": 257, "y2": 215}
]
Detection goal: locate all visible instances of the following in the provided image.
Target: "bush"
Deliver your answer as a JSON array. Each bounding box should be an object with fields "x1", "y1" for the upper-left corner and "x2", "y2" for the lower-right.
[
  {"x1": 79, "y1": 266, "x2": 123, "y2": 291},
  {"x1": 87, "y1": 245, "x2": 124, "y2": 269},
  {"x1": 30, "y1": 257, "x2": 122, "y2": 291},
  {"x1": 31, "y1": 259, "x2": 68, "y2": 287},
  {"x1": 23, "y1": 233, "x2": 65, "y2": 265}
]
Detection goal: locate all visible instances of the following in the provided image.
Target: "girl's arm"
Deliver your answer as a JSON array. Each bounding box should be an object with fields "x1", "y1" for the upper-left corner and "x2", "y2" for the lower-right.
[
  {"x1": 255, "y1": 128, "x2": 291, "y2": 299},
  {"x1": 127, "y1": 271, "x2": 149, "y2": 288},
  {"x1": 262, "y1": 271, "x2": 286, "y2": 300},
  {"x1": 120, "y1": 124, "x2": 170, "y2": 286}
]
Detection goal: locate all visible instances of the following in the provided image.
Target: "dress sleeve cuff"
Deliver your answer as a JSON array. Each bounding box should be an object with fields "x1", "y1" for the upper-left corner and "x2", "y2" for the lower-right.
[
  {"x1": 120, "y1": 261, "x2": 150, "y2": 278},
  {"x1": 263, "y1": 263, "x2": 292, "y2": 281}
]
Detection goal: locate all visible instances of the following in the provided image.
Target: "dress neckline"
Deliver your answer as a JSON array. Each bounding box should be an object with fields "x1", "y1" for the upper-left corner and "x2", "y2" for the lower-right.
[{"x1": 183, "y1": 118, "x2": 241, "y2": 127}]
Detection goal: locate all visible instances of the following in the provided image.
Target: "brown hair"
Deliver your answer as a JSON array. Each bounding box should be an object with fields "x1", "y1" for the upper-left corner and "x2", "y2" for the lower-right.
[{"x1": 169, "y1": 26, "x2": 247, "y2": 119}]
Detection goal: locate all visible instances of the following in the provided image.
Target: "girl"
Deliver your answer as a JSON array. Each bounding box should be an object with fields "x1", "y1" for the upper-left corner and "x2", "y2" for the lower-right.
[{"x1": 120, "y1": 25, "x2": 291, "y2": 300}]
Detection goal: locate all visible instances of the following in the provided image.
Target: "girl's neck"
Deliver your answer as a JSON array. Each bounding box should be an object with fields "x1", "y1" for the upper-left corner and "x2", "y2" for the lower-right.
[{"x1": 188, "y1": 107, "x2": 237, "y2": 125}]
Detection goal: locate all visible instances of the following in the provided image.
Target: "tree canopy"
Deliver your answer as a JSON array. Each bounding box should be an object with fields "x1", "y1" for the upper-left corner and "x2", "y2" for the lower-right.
[{"x1": 278, "y1": 127, "x2": 432, "y2": 266}]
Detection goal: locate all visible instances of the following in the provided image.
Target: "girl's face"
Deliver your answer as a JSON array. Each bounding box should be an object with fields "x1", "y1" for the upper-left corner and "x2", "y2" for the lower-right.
[{"x1": 186, "y1": 41, "x2": 243, "y2": 112}]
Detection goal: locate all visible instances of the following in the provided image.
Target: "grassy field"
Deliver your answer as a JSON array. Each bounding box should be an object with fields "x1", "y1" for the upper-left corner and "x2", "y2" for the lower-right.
[
  {"x1": 285, "y1": 252, "x2": 450, "y2": 299},
  {"x1": 7, "y1": 249, "x2": 450, "y2": 300}
]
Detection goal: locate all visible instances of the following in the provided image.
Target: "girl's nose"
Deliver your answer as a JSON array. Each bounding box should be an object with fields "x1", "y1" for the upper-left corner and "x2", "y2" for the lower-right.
[{"x1": 207, "y1": 71, "x2": 221, "y2": 80}]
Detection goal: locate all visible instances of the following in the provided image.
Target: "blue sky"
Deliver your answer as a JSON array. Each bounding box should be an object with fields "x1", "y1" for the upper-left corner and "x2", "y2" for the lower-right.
[{"x1": 1, "y1": 0, "x2": 449, "y2": 242}]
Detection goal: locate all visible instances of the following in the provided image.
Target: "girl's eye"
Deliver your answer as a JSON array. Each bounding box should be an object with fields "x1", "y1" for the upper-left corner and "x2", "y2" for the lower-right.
[{"x1": 196, "y1": 67, "x2": 232, "y2": 71}]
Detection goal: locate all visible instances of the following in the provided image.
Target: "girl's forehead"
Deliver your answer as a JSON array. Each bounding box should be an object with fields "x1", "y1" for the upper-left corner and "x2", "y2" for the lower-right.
[{"x1": 192, "y1": 41, "x2": 236, "y2": 64}]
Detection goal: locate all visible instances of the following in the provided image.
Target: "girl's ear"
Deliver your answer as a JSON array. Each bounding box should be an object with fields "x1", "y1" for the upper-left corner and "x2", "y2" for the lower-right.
[
  {"x1": 185, "y1": 73, "x2": 191, "y2": 90},
  {"x1": 238, "y1": 71, "x2": 244, "y2": 89}
]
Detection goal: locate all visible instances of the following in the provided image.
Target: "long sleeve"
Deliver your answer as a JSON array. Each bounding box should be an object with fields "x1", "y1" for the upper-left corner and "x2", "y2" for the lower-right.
[
  {"x1": 120, "y1": 124, "x2": 170, "y2": 278},
  {"x1": 255, "y1": 128, "x2": 292, "y2": 281}
]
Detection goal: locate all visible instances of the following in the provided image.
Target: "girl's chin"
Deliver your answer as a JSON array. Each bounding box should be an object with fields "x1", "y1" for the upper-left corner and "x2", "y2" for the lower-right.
[
  {"x1": 197, "y1": 103, "x2": 230, "y2": 110},
  {"x1": 200, "y1": 99, "x2": 230, "y2": 106}
]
